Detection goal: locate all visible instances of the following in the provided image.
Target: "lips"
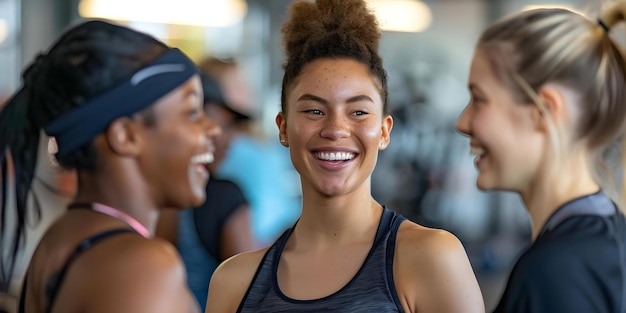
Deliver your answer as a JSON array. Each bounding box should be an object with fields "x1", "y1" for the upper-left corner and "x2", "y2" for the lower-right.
[
  {"x1": 470, "y1": 145, "x2": 486, "y2": 168},
  {"x1": 315, "y1": 151, "x2": 356, "y2": 161},
  {"x1": 190, "y1": 151, "x2": 214, "y2": 180},
  {"x1": 311, "y1": 148, "x2": 359, "y2": 171},
  {"x1": 470, "y1": 146, "x2": 484, "y2": 156},
  {"x1": 191, "y1": 152, "x2": 215, "y2": 165}
]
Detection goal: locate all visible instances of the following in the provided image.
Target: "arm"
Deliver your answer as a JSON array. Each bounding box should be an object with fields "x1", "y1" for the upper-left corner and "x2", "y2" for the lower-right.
[
  {"x1": 395, "y1": 224, "x2": 485, "y2": 313},
  {"x1": 219, "y1": 204, "x2": 258, "y2": 260},
  {"x1": 87, "y1": 237, "x2": 199, "y2": 313},
  {"x1": 205, "y1": 249, "x2": 268, "y2": 313}
]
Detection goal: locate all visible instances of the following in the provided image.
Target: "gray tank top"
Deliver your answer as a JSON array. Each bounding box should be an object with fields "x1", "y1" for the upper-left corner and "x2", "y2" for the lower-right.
[{"x1": 237, "y1": 207, "x2": 406, "y2": 312}]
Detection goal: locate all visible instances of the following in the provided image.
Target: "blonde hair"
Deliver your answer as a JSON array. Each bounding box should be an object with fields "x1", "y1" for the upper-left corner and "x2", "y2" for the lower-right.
[{"x1": 477, "y1": 3, "x2": 626, "y2": 207}]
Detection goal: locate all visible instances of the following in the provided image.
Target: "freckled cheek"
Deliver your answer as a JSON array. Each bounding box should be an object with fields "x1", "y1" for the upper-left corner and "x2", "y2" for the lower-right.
[
  {"x1": 289, "y1": 123, "x2": 313, "y2": 142},
  {"x1": 359, "y1": 124, "x2": 383, "y2": 143}
]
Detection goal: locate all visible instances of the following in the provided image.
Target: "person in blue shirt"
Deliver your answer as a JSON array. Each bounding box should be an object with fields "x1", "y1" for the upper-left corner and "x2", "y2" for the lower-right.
[{"x1": 456, "y1": 2, "x2": 626, "y2": 312}]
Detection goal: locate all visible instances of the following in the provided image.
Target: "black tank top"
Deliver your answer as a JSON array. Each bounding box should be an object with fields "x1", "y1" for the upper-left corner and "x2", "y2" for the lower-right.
[
  {"x1": 19, "y1": 228, "x2": 137, "y2": 313},
  {"x1": 237, "y1": 207, "x2": 406, "y2": 312}
]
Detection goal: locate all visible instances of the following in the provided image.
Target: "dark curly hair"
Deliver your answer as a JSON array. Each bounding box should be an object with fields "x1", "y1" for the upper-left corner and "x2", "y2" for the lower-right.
[
  {"x1": 0, "y1": 20, "x2": 168, "y2": 291},
  {"x1": 280, "y1": 0, "x2": 388, "y2": 114}
]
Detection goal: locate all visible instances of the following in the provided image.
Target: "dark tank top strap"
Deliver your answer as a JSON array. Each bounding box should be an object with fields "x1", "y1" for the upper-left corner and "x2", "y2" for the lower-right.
[
  {"x1": 236, "y1": 227, "x2": 292, "y2": 313},
  {"x1": 272, "y1": 226, "x2": 296, "y2": 274},
  {"x1": 385, "y1": 208, "x2": 406, "y2": 311},
  {"x1": 43, "y1": 228, "x2": 137, "y2": 313},
  {"x1": 374, "y1": 206, "x2": 396, "y2": 244},
  {"x1": 378, "y1": 206, "x2": 405, "y2": 243}
]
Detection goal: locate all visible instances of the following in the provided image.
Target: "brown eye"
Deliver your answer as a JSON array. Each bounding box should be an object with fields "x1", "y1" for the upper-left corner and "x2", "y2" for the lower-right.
[
  {"x1": 471, "y1": 95, "x2": 485, "y2": 105},
  {"x1": 304, "y1": 109, "x2": 323, "y2": 115},
  {"x1": 188, "y1": 108, "x2": 202, "y2": 122}
]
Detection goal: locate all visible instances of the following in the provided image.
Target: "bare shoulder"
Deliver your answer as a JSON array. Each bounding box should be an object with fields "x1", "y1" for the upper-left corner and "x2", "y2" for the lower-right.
[
  {"x1": 79, "y1": 235, "x2": 199, "y2": 313},
  {"x1": 98, "y1": 235, "x2": 183, "y2": 274},
  {"x1": 394, "y1": 221, "x2": 485, "y2": 313},
  {"x1": 396, "y1": 221, "x2": 467, "y2": 259},
  {"x1": 205, "y1": 247, "x2": 270, "y2": 313}
]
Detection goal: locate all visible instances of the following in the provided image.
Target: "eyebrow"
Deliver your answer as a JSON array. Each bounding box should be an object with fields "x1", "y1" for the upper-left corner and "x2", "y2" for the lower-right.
[
  {"x1": 297, "y1": 93, "x2": 375, "y2": 104},
  {"x1": 183, "y1": 89, "x2": 202, "y2": 108},
  {"x1": 185, "y1": 87, "x2": 201, "y2": 99}
]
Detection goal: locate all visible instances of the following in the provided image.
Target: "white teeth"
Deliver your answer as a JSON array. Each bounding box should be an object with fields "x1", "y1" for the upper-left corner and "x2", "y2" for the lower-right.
[
  {"x1": 315, "y1": 152, "x2": 355, "y2": 161},
  {"x1": 470, "y1": 147, "x2": 485, "y2": 156},
  {"x1": 191, "y1": 152, "x2": 214, "y2": 164}
]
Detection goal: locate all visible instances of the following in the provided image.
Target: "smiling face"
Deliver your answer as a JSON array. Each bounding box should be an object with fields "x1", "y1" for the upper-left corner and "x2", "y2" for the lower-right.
[
  {"x1": 456, "y1": 49, "x2": 546, "y2": 192},
  {"x1": 139, "y1": 75, "x2": 221, "y2": 208},
  {"x1": 277, "y1": 58, "x2": 392, "y2": 198}
]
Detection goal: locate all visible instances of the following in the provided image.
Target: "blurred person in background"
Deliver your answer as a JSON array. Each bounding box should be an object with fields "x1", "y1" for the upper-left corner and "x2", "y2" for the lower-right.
[
  {"x1": 198, "y1": 57, "x2": 301, "y2": 246},
  {"x1": 205, "y1": 0, "x2": 484, "y2": 312},
  {"x1": 456, "y1": 2, "x2": 626, "y2": 312},
  {"x1": 156, "y1": 72, "x2": 257, "y2": 312},
  {"x1": 3, "y1": 20, "x2": 220, "y2": 313}
]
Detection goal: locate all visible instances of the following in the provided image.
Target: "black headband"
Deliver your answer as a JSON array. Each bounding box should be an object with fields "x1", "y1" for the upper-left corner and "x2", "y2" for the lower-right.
[{"x1": 45, "y1": 48, "x2": 198, "y2": 157}]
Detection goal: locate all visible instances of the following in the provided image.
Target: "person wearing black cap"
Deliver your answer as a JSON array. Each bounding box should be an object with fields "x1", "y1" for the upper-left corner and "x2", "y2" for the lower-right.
[
  {"x1": 198, "y1": 57, "x2": 302, "y2": 247},
  {"x1": 197, "y1": 58, "x2": 254, "y2": 177},
  {"x1": 1, "y1": 20, "x2": 220, "y2": 313}
]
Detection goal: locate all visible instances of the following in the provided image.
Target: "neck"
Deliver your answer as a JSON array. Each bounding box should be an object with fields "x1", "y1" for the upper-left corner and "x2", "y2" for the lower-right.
[
  {"x1": 73, "y1": 166, "x2": 159, "y2": 236},
  {"x1": 296, "y1": 181, "x2": 382, "y2": 245},
  {"x1": 521, "y1": 151, "x2": 600, "y2": 240}
]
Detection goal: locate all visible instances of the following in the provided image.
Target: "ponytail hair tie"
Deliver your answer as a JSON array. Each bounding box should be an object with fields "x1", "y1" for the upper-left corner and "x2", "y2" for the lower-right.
[{"x1": 598, "y1": 18, "x2": 610, "y2": 32}]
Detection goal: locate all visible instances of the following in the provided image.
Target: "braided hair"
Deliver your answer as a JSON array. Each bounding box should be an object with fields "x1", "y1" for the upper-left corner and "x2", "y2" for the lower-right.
[{"x1": 0, "y1": 20, "x2": 168, "y2": 291}]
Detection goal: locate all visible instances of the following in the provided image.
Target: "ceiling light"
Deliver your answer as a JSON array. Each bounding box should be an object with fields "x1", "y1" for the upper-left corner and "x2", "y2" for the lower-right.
[
  {"x1": 78, "y1": 0, "x2": 247, "y2": 27},
  {"x1": 367, "y1": 0, "x2": 432, "y2": 33},
  {"x1": 0, "y1": 19, "x2": 8, "y2": 45}
]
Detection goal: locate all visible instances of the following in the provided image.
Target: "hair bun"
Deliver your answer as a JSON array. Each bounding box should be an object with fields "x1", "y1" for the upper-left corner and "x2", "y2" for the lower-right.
[{"x1": 281, "y1": 0, "x2": 381, "y2": 62}]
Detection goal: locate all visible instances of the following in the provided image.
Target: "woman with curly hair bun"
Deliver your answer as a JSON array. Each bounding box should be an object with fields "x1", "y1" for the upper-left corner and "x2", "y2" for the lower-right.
[{"x1": 205, "y1": 0, "x2": 484, "y2": 312}]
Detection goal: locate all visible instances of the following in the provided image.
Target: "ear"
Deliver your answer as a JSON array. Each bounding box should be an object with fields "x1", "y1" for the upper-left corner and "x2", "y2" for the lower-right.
[
  {"x1": 276, "y1": 112, "x2": 288, "y2": 147},
  {"x1": 105, "y1": 117, "x2": 143, "y2": 156},
  {"x1": 534, "y1": 85, "x2": 568, "y2": 132},
  {"x1": 379, "y1": 115, "x2": 393, "y2": 150}
]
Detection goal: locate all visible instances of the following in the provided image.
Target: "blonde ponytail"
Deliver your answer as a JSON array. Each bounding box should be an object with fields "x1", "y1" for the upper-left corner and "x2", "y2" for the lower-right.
[{"x1": 600, "y1": 1, "x2": 626, "y2": 30}]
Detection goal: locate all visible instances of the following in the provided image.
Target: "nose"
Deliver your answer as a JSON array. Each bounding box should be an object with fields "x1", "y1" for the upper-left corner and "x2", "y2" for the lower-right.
[
  {"x1": 320, "y1": 113, "x2": 350, "y2": 140},
  {"x1": 455, "y1": 105, "x2": 471, "y2": 137},
  {"x1": 203, "y1": 115, "x2": 222, "y2": 139}
]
